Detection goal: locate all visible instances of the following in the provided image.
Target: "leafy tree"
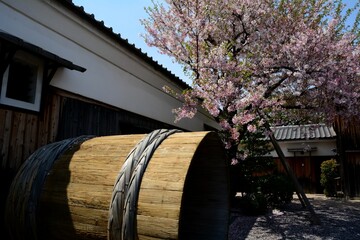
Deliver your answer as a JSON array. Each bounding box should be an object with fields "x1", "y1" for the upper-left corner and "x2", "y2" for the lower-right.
[{"x1": 142, "y1": 0, "x2": 360, "y2": 163}]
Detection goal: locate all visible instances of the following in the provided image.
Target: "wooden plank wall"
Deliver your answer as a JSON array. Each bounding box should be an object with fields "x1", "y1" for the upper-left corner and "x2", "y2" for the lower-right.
[
  {"x1": 0, "y1": 90, "x2": 60, "y2": 239},
  {"x1": 56, "y1": 93, "x2": 176, "y2": 140},
  {"x1": 0, "y1": 91, "x2": 60, "y2": 173},
  {"x1": 334, "y1": 118, "x2": 360, "y2": 197},
  {"x1": 274, "y1": 156, "x2": 330, "y2": 193},
  {"x1": 335, "y1": 117, "x2": 360, "y2": 150},
  {"x1": 344, "y1": 152, "x2": 360, "y2": 197}
]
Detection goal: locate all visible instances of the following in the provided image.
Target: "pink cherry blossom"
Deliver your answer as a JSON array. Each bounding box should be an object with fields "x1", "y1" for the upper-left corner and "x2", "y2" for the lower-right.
[{"x1": 142, "y1": 0, "x2": 360, "y2": 162}]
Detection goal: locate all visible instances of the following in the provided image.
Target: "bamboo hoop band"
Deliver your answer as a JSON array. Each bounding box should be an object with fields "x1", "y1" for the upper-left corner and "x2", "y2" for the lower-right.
[
  {"x1": 5, "y1": 135, "x2": 93, "y2": 240},
  {"x1": 108, "y1": 129, "x2": 181, "y2": 240}
]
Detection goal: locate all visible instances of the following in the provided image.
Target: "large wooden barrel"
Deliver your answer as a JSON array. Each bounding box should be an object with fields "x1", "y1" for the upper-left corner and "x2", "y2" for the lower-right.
[{"x1": 5, "y1": 130, "x2": 229, "y2": 240}]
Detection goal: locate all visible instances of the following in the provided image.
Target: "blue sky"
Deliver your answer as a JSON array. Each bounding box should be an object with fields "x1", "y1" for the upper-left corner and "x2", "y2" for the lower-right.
[
  {"x1": 71, "y1": 0, "x2": 190, "y2": 83},
  {"x1": 72, "y1": 0, "x2": 358, "y2": 85}
]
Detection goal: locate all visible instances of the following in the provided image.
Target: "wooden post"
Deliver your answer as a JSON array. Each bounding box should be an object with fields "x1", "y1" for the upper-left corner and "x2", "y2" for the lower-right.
[
  {"x1": 334, "y1": 118, "x2": 349, "y2": 199},
  {"x1": 268, "y1": 131, "x2": 321, "y2": 225}
]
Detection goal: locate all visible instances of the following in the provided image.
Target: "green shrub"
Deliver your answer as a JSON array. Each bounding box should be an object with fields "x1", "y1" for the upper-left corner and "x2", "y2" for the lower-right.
[
  {"x1": 320, "y1": 159, "x2": 339, "y2": 197},
  {"x1": 259, "y1": 174, "x2": 294, "y2": 207},
  {"x1": 231, "y1": 156, "x2": 276, "y2": 194},
  {"x1": 241, "y1": 192, "x2": 268, "y2": 215},
  {"x1": 237, "y1": 174, "x2": 294, "y2": 215},
  {"x1": 230, "y1": 139, "x2": 294, "y2": 214}
]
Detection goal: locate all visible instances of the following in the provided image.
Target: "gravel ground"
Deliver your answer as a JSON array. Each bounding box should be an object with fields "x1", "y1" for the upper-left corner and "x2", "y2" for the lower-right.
[{"x1": 229, "y1": 194, "x2": 360, "y2": 240}]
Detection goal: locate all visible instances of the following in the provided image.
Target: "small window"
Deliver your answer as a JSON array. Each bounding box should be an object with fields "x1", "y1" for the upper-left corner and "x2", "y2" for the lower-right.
[{"x1": 0, "y1": 51, "x2": 43, "y2": 111}]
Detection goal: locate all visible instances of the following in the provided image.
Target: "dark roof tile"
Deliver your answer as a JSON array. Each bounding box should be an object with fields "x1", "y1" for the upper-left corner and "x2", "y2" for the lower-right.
[
  {"x1": 54, "y1": 0, "x2": 190, "y2": 89},
  {"x1": 271, "y1": 124, "x2": 336, "y2": 141}
]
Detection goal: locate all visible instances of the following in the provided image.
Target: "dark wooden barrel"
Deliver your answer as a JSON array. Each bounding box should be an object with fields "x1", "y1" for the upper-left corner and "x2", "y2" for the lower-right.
[{"x1": 5, "y1": 130, "x2": 229, "y2": 240}]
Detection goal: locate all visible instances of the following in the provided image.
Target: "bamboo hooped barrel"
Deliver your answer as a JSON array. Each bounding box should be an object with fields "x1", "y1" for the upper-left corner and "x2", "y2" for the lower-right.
[{"x1": 6, "y1": 130, "x2": 229, "y2": 240}]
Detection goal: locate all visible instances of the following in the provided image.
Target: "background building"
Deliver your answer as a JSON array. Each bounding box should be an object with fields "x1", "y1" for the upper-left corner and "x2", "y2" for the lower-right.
[{"x1": 270, "y1": 124, "x2": 337, "y2": 193}]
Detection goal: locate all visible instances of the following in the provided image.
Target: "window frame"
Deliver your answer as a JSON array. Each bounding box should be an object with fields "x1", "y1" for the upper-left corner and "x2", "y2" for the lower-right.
[{"x1": 0, "y1": 50, "x2": 44, "y2": 112}]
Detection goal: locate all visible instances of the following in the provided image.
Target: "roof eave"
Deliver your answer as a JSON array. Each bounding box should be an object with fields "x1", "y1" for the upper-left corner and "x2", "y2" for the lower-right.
[{"x1": 54, "y1": 0, "x2": 190, "y2": 90}]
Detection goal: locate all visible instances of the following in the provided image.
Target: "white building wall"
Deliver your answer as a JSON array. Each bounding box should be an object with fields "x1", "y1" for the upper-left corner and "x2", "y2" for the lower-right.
[
  {"x1": 0, "y1": 0, "x2": 218, "y2": 131},
  {"x1": 270, "y1": 139, "x2": 337, "y2": 158}
]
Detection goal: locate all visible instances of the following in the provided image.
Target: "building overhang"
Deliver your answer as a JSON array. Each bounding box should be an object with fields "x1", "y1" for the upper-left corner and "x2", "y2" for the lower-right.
[{"x1": 0, "y1": 31, "x2": 86, "y2": 84}]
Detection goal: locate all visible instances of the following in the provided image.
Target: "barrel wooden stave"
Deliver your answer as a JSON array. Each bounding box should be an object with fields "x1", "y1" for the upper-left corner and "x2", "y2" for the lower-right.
[
  {"x1": 39, "y1": 134, "x2": 146, "y2": 239},
  {"x1": 136, "y1": 132, "x2": 229, "y2": 240},
  {"x1": 7, "y1": 132, "x2": 229, "y2": 239}
]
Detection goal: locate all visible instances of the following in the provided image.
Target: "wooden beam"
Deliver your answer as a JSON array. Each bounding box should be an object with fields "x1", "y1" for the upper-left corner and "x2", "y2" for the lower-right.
[
  {"x1": 268, "y1": 129, "x2": 321, "y2": 225},
  {"x1": 0, "y1": 45, "x2": 16, "y2": 76},
  {"x1": 43, "y1": 62, "x2": 59, "y2": 85}
]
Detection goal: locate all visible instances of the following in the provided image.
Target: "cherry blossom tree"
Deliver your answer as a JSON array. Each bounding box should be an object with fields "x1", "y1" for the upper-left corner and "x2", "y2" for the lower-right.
[
  {"x1": 142, "y1": 1, "x2": 360, "y2": 223},
  {"x1": 142, "y1": 0, "x2": 360, "y2": 164}
]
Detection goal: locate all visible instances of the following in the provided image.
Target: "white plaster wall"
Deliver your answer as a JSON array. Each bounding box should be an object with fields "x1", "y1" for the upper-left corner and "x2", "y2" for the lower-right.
[
  {"x1": 0, "y1": 0, "x2": 218, "y2": 131},
  {"x1": 269, "y1": 139, "x2": 337, "y2": 158}
]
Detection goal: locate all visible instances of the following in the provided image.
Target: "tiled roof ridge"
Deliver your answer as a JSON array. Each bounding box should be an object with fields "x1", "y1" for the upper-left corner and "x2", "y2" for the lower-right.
[
  {"x1": 271, "y1": 123, "x2": 337, "y2": 141},
  {"x1": 272, "y1": 123, "x2": 329, "y2": 128},
  {"x1": 54, "y1": 0, "x2": 190, "y2": 90}
]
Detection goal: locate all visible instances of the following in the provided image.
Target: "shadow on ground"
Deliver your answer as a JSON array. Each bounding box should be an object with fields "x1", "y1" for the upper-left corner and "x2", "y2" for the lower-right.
[{"x1": 229, "y1": 195, "x2": 360, "y2": 240}]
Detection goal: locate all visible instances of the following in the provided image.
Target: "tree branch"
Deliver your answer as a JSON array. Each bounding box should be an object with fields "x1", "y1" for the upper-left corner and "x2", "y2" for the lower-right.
[{"x1": 263, "y1": 74, "x2": 290, "y2": 98}]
